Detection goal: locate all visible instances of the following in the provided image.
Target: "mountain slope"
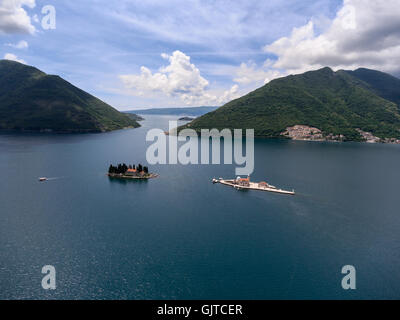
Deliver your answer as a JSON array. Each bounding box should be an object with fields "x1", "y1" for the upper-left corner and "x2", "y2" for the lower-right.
[
  {"x1": 345, "y1": 68, "x2": 400, "y2": 108},
  {"x1": 0, "y1": 60, "x2": 139, "y2": 132},
  {"x1": 182, "y1": 67, "x2": 400, "y2": 141}
]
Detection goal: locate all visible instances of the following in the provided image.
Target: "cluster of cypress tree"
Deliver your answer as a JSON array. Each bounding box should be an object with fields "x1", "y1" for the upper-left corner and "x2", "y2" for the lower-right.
[{"x1": 108, "y1": 163, "x2": 149, "y2": 174}]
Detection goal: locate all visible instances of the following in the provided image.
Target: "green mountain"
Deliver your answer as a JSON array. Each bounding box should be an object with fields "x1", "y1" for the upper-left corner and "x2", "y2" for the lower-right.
[
  {"x1": 345, "y1": 68, "x2": 400, "y2": 108},
  {"x1": 0, "y1": 60, "x2": 139, "y2": 132},
  {"x1": 182, "y1": 67, "x2": 400, "y2": 141}
]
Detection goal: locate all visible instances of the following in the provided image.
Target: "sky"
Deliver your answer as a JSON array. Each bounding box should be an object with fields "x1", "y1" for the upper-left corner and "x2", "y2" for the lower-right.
[{"x1": 1, "y1": 0, "x2": 400, "y2": 110}]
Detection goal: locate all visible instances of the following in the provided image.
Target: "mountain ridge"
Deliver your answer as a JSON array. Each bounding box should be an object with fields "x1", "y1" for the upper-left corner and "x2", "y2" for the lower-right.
[
  {"x1": 181, "y1": 67, "x2": 400, "y2": 142},
  {"x1": 0, "y1": 60, "x2": 139, "y2": 133}
]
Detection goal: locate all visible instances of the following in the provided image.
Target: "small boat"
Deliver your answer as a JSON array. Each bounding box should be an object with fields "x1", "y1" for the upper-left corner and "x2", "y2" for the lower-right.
[{"x1": 39, "y1": 177, "x2": 48, "y2": 182}]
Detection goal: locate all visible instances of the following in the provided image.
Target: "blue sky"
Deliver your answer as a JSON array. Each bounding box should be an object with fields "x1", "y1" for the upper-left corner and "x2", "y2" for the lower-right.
[{"x1": 2, "y1": 0, "x2": 400, "y2": 110}]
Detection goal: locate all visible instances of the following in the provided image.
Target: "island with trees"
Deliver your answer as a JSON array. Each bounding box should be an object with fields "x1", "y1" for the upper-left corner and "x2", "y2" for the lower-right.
[{"x1": 107, "y1": 163, "x2": 158, "y2": 180}]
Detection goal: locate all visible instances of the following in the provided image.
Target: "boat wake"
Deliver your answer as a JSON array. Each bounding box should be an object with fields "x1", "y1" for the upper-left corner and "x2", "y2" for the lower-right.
[{"x1": 38, "y1": 176, "x2": 64, "y2": 182}]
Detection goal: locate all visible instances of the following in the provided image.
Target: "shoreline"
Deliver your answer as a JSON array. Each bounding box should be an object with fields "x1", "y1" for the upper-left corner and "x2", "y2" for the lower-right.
[
  {"x1": 107, "y1": 173, "x2": 159, "y2": 180},
  {"x1": 166, "y1": 130, "x2": 400, "y2": 145}
]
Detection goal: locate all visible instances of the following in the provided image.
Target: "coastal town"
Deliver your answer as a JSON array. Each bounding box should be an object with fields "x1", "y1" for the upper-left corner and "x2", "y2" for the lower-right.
[
  {"x1": 281, "y1": 125, "x2": 400, "y2": 144},
  {"x1": 356, "y1": 129, "x2": 400, "y2": 144},
  {"x1": 281, "y1": 125, "x2": 346, "y2": 142}
]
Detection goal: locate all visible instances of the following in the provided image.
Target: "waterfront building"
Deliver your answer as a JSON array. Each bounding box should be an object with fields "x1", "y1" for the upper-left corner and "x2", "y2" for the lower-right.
[{"x1": 237, "y1": 176, "x2": 250, "y2": 187}]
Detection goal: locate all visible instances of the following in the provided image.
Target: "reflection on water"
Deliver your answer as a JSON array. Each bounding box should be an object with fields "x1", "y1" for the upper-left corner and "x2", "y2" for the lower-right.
[{"x1": 107, "y1": 176, "x2": 150, "y2": 185}]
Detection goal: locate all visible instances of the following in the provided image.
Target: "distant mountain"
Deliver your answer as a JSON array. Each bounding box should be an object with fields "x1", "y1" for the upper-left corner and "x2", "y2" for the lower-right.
[
  {"x1": 126, "y1": 106, "x2": 218, "y2": 116},
  {"x1": 181, "y1": 67, "x2": 400, "y2": 142},
  {"x1": 125, "y1": 113, "x2": 145, "y2": 121},
  {"x1": 0, "y1": 60, "x2": 139, "y2": 133}
]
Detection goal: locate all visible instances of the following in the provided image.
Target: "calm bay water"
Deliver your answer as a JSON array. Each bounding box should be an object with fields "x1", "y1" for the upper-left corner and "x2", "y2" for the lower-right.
[{"x1": 1, "y1": 115, "x2": 400, "y2": 299}]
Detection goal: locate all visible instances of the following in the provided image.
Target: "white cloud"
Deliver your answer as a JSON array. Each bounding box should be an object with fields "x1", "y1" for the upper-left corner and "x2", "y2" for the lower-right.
[
  {"x1": 217, "y1": 84, "x2": 240, "y2": 104},
  {"x1": 4, "y1": 53, "x2": 26, "y2": 64},
  {"x1": 179, "y1": 84, "x2": 240, "y2": 106},
  {"x1": 120, "y1": 50, "x2": 240, "y2": 106},
  {"x1": 264, "y1": 0, "x2": 400, "y2": 75},
  {"x1": 233, "y1": 60, "x2": 286, "y2": 85},
  {"x1": 0, "y1": 0, "x2": 36, "y2": 34},
  {"x1": 5, "y1": 40, "x2": 29, "y2": 49},
  {"x1": 120, "y1": 51, "x2": 208, "y2": 97},
  {"x1": 32, "y1": 14, "x2": 39, "y2": 23}
]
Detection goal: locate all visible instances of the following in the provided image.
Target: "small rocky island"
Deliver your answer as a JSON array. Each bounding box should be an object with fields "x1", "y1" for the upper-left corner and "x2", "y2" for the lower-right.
[{"x1": 107, "y1": 163, "x2": 158, "y2": 180}]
